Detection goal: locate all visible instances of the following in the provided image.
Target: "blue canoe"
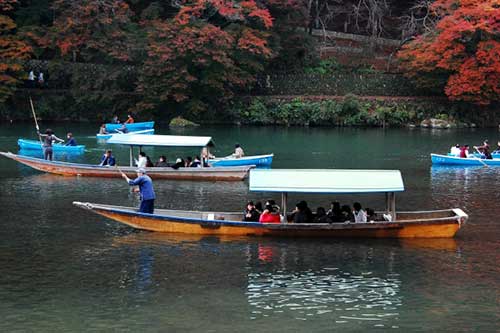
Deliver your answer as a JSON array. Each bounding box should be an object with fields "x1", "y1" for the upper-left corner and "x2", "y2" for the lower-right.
[
  {"x1": 431, "y1": 153, "x2": 500, "y2": 166},
  {"x1": 105, "y1": 121, "x2": 154, "y2": 132},
  {"x1": 18, "y1": 138, "x2": 86, "y2": 153},
  {"x1": 96, "y1": 128, "x2": 155, "y2": 140},
  {"x1": 209, "y1": 154, "x2": 273, "y2": 167}
]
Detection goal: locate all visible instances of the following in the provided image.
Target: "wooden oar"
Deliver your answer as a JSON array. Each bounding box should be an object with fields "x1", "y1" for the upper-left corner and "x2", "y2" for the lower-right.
[
  {"x1": 29, "y1": 96, "x2": 42, "y2": 144},
  {"x1": 473, "y1": 147, "x2": 489, "y2": 168}
]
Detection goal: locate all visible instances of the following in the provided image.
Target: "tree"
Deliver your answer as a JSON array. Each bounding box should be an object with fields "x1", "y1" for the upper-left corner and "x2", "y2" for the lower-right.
[
  {"x1": 398, "y1": 0, "x2": 500, "y2": 105},
  {"x1": 0, "y1": 0, "x2": 31, "y2": 102},
  {"x1": 138, "y1": 0, "x2": 274, "y2": 114},
  {"x1": 44, "y1": 0, "x2": 134, "y2": 63}
]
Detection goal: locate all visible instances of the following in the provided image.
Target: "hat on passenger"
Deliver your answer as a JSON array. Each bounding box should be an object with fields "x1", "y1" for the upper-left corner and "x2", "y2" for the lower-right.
[
  {"x1": 176, "y1": 158, "x2": 182, "y2": 163},
  {"x1": 136, "y1": 167, "x2": 146, "y2": 174}
]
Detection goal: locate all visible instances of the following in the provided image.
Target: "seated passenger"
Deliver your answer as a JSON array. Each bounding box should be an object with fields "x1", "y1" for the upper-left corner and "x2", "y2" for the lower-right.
[
  {"x1": 255, "y1": 202, "x2": 263, "y2": 214},
  {"x1": 352, "y1": 202, "x2": 367, "y2": 223},
  {"x1": 327, "y1": 201, "x2": 342, "y2": 222},
  {"x1": 292, "y1": 200, "x2": 313, "y2": 223},
  {"x1": 171, "y1": 158, "x2": 184, "y2": 170},
  {"x1": 366, "y1": 208, "x2": 378, "y2": 222},
  {"x1": 185, "y1": 156, "x2": 193, "y2": 167},
  {"x1": 243, "y1": 201, "x2": 260, "y2": 222},
  {"x1": 65, "y1": 132, "x2": 77, "y2": 146},
  {"x1": 155, "y1": 156, "x2": 169, "y2": 167},
  {"x1": 117, "y1": 123, "x2": 128, "y2": 133},
  {"x1": 340, "y1": 205, "x2": 354, "y2": 222},
  {"x1": 232, "y1": 143, "x2": 245, "y2": 158},
  {"x1": 314, "y1": 207, "x2": 332, "y2": 223},
  {"x1": 459, "y1": 145, "x2": 469, "y2": 158},
  {"x1": 450, "y1": 144, "x2": 460, "y2": 156},
  {"x1": 191, "y1": 156, "x2": 202, "y2": 167},
  {"x1": 99, "y1": 150, "x2": 116, "y2": 166},
  {"x1": 493, "y1": 141, "x2": 500, "y2": 154},
  {"x1": 259, "y1": 204, "x2": 281, "y2": 223},
  {"x1": 99, "y1": 124, "x2": 108, "y2": 135},
  {"x1": 146, "y1": 156, "x2": 154, "y2": 167}
]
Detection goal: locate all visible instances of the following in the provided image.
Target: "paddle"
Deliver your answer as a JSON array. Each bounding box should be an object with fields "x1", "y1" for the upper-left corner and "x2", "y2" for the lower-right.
[
  {"x1": 29, "y1": 96, "x2": 42, "y2": 144},
  {"x1": 473, "y1": 146, "x2": 489, "y2": 168}
]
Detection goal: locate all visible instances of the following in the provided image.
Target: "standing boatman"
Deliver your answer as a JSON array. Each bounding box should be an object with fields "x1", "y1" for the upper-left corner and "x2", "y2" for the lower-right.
[{"x1": 121, "y1": 167, "x2": 155, "y2": 214}]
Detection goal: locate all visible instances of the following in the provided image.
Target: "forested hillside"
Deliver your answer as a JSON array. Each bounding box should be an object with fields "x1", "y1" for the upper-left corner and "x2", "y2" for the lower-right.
[{"x1": 0, "y1": 0, "x2": 498, "y2": 125}]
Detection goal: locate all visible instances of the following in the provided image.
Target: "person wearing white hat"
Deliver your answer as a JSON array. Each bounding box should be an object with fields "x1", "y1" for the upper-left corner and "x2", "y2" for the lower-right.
[{"x1": 120, "y1": 167, "x2": 155, "y2": 213}]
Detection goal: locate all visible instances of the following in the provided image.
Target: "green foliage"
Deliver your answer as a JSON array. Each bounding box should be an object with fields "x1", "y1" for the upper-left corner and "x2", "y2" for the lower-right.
[{"x1": 304, "y1": 59, "x2": 344, "y2": 75}]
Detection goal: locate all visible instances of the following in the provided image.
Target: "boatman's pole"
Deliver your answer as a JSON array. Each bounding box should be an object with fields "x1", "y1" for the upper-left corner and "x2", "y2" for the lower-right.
[{"x1": 29, "y1": 96, "x2": 42, "y2": 144}]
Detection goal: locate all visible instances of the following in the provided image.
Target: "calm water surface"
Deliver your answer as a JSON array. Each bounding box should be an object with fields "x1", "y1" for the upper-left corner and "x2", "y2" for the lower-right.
[{"x1": 0, "y1": 123, "x2": 499, "y2": 332}]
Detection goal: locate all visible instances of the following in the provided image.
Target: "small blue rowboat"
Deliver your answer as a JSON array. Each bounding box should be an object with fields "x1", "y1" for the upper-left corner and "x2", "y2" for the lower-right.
[
  {"x1": 209, "y1": 154, "x2": 273, "y2": 167},
  {"x1": 431, "y1": 153, "x2": 500, "y2": 166},
  {"x1": 18, "y1": 138, "x2": 86, "y2": 153},
  {"x1": 448, "y1": 152, "x2": 500, "y2": 159},
  {"x1": 96, "y1": 128, "x2": 155, "y2": 140},
  {"x1": 105, "y1": 121, "x2": 154, "y2": 132}
]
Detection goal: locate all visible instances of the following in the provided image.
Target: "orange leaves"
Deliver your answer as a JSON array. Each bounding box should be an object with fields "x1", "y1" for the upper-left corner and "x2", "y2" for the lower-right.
[
  {"x1": 237, "y1": 29, "x2": 271, "y2": 56},
  {"x1": 398, "y1": 0, "x2": 500, "y2": 105}
]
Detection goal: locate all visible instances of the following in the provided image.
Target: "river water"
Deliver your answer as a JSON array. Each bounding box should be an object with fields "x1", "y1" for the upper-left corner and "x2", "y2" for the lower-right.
[{"x1": 0, "y1": 123, "x2": 498, "y2": 331}]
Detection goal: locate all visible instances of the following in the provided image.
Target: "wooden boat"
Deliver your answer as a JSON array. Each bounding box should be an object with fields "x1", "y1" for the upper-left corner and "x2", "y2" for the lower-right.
[
  {"x1": 73, "y1": 169, "x2": 468, "y2": 238},
  {"x1": 0, "y1": 152, "x2": 252, "y2": 181},
  {"x1": 431, "y1": 153, "x2": 500, "y2": 166},
  {"x1": 18, "y1": 138, "x2": 85, "y2": 153},
  {"x1": 209, "y1": 154, "x2": 273, "y2": 167},
  {"x1": 96, "y1": 128, "x2": 155, "y2": 140},
  {"x1": 105, "y1": 121, "x2": 154, "y2": 132}
]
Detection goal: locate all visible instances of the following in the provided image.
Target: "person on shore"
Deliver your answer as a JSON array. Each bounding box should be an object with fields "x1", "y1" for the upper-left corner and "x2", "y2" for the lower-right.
[
  {"x1": 28, "y1": 70, "x2": 35, "y2": 88},
  {"x1": 259, "y1": 204, "x2": 281, "y2": 223},
  {"x1": 99, "y1": 124, "x2": 108, "y2": 135},
  {"x1": 232, "y1": 143, "x2": 244, "y2": 158},
  {"x1": 243, "y1": 201, "x2": 260, "y2": 222},
  {"x1": 459, "y1": 145, "x2": 470, "y2": 158},
  {"x1": 38, "y1": 72, "x2": 44, "y2": 87},
  {"x1": 65, "y1": 132, "x2": 77, "y2": 146},
  {"x1": 353, "y1": 202, "x2": 367, "y2": 223},
  {"x1": 135, "y1": 152, "x2": 147, "y2": 168},
  {"x1": 99, "y1": 150, "x2": 116, "y2": 166},
  {"x1": 450, "y1": 144, "x2": 460, "y2": 156},
  {"x1": 124, "y1": 114, "x2": 135, "y2": 124},
  {"x1": 474, "y1": 140, "x2": 492, "y2": 159},
  {"x1": 38, "y1": 128, "x2": 64, "y2": 161},
  {"x1": 155, "y1": 156, "x2": 169, "y2": 167},
  {"x1": 121, "y1": 167, "x2": 155, "y2": 214}
]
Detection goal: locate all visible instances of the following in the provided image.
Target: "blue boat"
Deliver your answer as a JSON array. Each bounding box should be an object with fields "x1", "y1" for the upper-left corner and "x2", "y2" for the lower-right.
[
  {"x1": 18, "y1": 138, "x2": 86, "y2": 153},
  {"x1": 448, "y1": 152, "x2": 500, "y2": 159},
  {"x1": 431, "y1": 153, "x2": 500, "y2": 166},
  {"x1": 209, "y1": 154, "x2": 273, "y2": 167},
  {"x1": 96, "y1": 128, "x2": 155, "y2": 140},
  {"x1": 105, "y1": 121, "x2": 154, "y2": 132}
]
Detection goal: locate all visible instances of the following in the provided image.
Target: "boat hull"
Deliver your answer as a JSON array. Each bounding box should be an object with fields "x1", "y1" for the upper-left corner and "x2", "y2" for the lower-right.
[
  {"x1": 18, "y1": 139, "x2": 85, "y2": 153},
  {"x1": 73, "y1": 202, "x2": 467, "y2": 238},
  {"x1": 105, "y1": 121, "x2": 154, "y2": 132},
  {"x1": 209, "y1": 154, "x2": 273, "y2": 167},
  {"x1": 0, "y1": 152, "x2": 251, "y2": 181},
  {"x1": 96, "y1": 129, "x2": 155, "y2": 140},
  {"x1": 431, "y1": 153, "x2": 500, "y2": 166}
]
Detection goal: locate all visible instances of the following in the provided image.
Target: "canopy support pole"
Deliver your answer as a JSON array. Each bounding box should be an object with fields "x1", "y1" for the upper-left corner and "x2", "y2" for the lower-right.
[
  {"x1": 385, "y1": 192, "x2": 396, "y2": 221},
  {"x1": 129, "y1": 146, "x2": 133, "y2": 167},
  {"x1": 281, "y1": 192, "x2": 288, "y2": 224}
]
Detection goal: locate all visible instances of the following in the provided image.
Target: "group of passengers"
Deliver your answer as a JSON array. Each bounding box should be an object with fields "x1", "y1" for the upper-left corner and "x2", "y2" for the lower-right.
[
  {"x1": 449, "y1": 140, "x2": 500, "y2": 159},
  {"x1": 243, "y1": 200, "x2": 379, "y2": 224}
]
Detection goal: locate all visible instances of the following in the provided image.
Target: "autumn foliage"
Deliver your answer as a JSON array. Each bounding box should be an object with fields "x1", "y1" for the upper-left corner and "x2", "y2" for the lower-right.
[
  {"x1": 398, "y1": 0, "x2": 500, "y2": 105},
  {"x1": 0, "y1": 0, "x2": 31, "y2": 102},
  {"x1": 138, "y1": 0, "x2": 274, "y2": 113}
]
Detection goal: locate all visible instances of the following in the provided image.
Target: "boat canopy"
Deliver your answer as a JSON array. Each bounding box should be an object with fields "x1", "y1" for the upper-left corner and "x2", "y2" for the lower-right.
[
  {"x1": 249, "y1": 169, "x2": 405, "y2": 193},
  {"x1": 107, "y1": 134, "x2": 214, "y2": 147}
]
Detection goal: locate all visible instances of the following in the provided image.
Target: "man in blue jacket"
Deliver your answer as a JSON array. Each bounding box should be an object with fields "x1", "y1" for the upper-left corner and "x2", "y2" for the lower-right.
[{"x1": 121, "y1": 167, "x2": 155, "y2": 214}]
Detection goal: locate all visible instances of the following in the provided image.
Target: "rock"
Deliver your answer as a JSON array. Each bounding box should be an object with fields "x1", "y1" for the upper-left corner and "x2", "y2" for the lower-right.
[
  {"x1": 169, "y1": 116, "x2": 199, "y2": 128},
  {"x1": 420, "y1": 119, "x2": 431, "y2": 128},
  {"x1": 429, "y1": 118, "x2": 451, "y2": 129}
]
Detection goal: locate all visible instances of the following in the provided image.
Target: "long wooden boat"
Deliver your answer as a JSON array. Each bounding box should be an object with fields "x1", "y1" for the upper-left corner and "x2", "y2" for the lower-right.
[
  {"x1": 0, "y1": 152, "x2": 252, "y2": 181},
  {"x1": 209, "y1": 154, "x2": 273, "y2": 167},
  {"x1": 73, "y1": 169, "x2": 468, "y2": 238},
  {"x1": 18, "y1": 138, "x2": 85, "y2": 153},
  {"x1": 105, "y1": 121, "x2": 154, "y2": 132},
  {"x1": 431, "y1": 153, "x2": 500, "y2": 166},
  {"x1": 96, "y1": 128, "x2": 155, "y2": 140}
]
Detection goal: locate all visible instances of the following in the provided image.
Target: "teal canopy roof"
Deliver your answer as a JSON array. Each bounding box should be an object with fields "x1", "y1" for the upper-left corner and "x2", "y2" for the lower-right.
[
  {"x1": 249, "y1": 169, "x2": 404, "y2": 193},
  {"x1": 107, "y1": 134, "x2": 214, "y2": 147}
]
